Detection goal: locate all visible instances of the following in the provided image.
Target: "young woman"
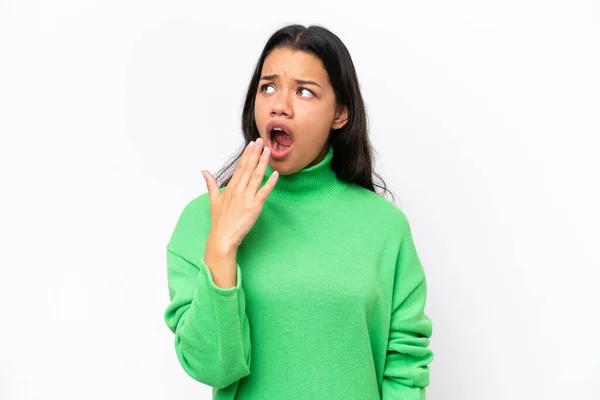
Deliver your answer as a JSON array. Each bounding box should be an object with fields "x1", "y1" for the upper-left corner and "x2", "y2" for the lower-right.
[{"x1": 164, "y1": 24, "x2": 434, "y2": 399}]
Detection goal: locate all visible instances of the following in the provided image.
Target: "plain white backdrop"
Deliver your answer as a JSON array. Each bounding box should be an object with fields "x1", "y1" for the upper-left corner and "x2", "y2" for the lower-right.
[{"x1": 1, "y1": 0, "x2": 599, "y2": 399}]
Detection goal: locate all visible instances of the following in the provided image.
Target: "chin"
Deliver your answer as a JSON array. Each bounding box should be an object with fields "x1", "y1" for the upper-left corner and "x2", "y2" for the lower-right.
[{"x1": 268, "y1": 161, "x2": 294, "y2": 175}]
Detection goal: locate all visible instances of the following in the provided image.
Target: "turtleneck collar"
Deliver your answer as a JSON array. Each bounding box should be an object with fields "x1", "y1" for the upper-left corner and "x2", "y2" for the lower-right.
[{"x1": 261, "y1": 144, "x2": 349, "y2": 205}]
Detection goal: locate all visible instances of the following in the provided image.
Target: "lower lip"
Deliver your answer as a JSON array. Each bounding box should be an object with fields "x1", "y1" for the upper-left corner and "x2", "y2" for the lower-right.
[{"x1": 268, "y1": 136, "x2": 294, "y2": 159}]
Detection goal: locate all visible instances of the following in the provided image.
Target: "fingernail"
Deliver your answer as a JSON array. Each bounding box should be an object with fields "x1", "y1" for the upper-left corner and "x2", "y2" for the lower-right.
[{"x1": 248, "y1": 141, "x2": 254, "y2": 148}]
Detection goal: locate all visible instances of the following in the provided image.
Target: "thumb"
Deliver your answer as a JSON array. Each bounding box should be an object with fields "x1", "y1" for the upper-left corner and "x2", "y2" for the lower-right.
[{"x1": 201, "y1": 170, "x2": 219, "y2": 203}]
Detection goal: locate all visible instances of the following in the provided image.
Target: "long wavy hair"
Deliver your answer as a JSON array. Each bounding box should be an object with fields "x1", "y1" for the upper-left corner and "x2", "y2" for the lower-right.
[{"x1": 213, "y1": 24, "x2": 395, "y2": 203}]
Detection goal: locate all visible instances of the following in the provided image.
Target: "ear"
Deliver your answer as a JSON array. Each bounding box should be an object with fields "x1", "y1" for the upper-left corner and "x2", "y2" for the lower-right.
[{"x1": 331, "y1": 104, "x2": 349, "y2": 130}]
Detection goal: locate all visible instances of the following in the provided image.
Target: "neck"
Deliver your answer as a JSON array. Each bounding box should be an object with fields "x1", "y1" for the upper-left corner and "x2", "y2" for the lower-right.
[{"x1": 261, "y1": 144, "x2": 349, "y2": 205}]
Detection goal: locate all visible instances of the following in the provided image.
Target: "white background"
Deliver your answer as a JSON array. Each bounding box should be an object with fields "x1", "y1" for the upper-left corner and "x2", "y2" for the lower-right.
[{"x1": 1, "y1": 1, "x2": 599, "y2": 399}]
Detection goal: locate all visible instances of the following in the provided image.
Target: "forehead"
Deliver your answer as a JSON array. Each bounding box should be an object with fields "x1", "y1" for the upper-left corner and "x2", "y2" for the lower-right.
[{"x1": 261, "y1": 48, "x2": 329, "y2": 83}]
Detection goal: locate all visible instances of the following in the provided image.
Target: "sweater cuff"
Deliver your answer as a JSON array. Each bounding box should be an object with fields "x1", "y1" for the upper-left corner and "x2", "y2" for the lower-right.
[{"x1": 200, "y1": 258, "x2": 242, "y2": 297}]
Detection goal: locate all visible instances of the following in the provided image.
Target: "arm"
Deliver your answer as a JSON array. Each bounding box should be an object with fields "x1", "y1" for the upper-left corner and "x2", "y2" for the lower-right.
[
  {"x1": 382, "y1": 215, "x2": 434, "y2": 399},
  {"x1": 163, "y1": 198, "x2": 252, "y2": 389}
]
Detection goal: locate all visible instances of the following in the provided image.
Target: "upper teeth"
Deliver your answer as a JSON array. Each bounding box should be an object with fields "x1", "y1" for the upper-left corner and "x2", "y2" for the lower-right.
[{"x1": 273, "y1": 127, "x2": 283, "y2": 131}]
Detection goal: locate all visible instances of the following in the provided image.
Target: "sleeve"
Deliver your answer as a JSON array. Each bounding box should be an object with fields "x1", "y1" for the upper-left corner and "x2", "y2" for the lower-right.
[
  {"x1": 382, "y1": 214, "x2": 434, "y2": 400},
  {"x1": 163, "y1": 197, "x2": 252, "y2": 389}
]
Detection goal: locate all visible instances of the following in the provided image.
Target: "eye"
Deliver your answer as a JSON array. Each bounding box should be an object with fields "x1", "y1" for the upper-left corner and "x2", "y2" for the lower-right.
[
  {"x1": 260, "y1": 84, "x2": 275, "y2": 94},
  {"x1": 298, "y1": 87, "x2": 314, "y2": 98}
]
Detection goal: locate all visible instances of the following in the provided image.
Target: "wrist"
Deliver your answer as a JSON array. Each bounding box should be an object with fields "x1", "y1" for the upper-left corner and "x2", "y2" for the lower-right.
[{"x1": 206, "y1": 234, "x2": 238, "y2": 256}]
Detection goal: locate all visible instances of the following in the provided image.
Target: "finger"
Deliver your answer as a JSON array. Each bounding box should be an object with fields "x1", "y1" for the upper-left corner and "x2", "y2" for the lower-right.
[
  {"x1": 234, "y1": 137, "x2": 264, "y2": 193},
  {"x1": 247, "y1": 144, "x2": 271, "y2": 195},
  {"x1": 202, "y1": 170, "x2": 220, "y2": 204},
  {"x1": 228, "y1": 140, "x2": 255, "y2": 190},
  {"x1": 255, "y1": 169, "x2": 279, "y2": 204}
]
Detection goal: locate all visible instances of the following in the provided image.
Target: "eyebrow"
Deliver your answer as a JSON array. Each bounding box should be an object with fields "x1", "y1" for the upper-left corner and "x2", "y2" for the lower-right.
[{"x1": 259, "y1": 74, "x2": 322, "y2": 89}]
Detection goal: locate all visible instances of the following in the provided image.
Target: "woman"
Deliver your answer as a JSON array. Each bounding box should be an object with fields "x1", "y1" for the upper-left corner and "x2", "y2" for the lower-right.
[{"x1": 164, "y1": 24, "x2": 434, "y2": 399}]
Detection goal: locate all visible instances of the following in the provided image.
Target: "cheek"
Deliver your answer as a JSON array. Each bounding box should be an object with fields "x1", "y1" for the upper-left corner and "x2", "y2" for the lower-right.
[
  {"x1": 254, "y1": 94, "x2": 264, "y2": 110},
  {"x1": 297, "y1": 106, "x2": 334, "y2": 134},
  {"x1": 254, "y1": 97, "x2": 263, "y2": 118},
  {"x1": 254, "y1": 99, "x2": 267, "y2": 130}
]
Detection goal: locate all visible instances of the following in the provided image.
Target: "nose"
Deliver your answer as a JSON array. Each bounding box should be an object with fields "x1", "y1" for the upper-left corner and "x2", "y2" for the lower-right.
[{"x1": 270, "y1": 90, "x2": 293, "y2": 118}]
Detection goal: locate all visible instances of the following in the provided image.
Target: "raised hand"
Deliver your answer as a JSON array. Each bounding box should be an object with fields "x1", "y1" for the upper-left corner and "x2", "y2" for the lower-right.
[{"x1": 201, "y1": 137, "x2": 279, "y2": 255}]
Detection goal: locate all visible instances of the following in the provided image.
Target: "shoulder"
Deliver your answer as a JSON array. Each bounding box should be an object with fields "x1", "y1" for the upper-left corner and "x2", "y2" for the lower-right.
[
  {"x1": 179, "y1": 192, "x2": 211, "y2": 219},
  {"x1": 174, "y1": 186, "x2": 228, "y2": 221},
  {"x1": 167, "y1": 191, "x2": 213, "y2": 253},
  {"x1": 344, "y1": 183, "x2": 412, "y2": 233}
]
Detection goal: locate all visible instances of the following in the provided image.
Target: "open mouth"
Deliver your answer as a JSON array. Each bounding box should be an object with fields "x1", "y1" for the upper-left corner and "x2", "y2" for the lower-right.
[{"x1": 267, "y1": 122, "x2": 294, "y2": 158}]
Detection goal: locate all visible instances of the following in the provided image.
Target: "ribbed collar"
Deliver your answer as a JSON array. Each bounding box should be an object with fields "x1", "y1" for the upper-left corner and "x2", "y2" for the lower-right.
[{"x1": 261, "y1": 144, "x2": 349, "y2": 205}]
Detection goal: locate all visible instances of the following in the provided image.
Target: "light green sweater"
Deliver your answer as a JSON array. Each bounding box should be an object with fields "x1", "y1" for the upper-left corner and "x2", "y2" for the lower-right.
[{"x1": 164, "y1": 144, "x2": 434, "y2": 399}]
